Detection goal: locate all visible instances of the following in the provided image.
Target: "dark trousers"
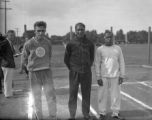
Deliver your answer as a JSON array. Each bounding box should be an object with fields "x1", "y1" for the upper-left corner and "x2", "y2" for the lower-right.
[
  {"x1": 68, "y1": 70, "x2": 92, "y2": 118},
  {"x1": 21, "y1": 64, "x2": 28, "y2": 75},
  {"x1": 0, "y1": 67, "x2": 4, "y2": 91}
]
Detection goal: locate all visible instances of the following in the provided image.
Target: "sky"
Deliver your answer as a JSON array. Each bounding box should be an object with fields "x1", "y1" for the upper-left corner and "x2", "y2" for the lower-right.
[{"x1": 1, "y1": 0, "x2": 152, "y2": 36}]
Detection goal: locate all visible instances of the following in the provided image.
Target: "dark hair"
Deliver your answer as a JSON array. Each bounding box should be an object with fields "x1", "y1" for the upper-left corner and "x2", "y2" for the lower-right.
[
  {"x1": 34, "y1": 21, "x2": 47, "y2": 29},
  {"x1": 0, "y1": 33, "x2": 6, "y2": 41},
  {"x1": 104, "y1": 30, "x2": 113, "y2": 36},
  {"x1": 7, "y1": 30, "x2": 15, "y2": 34},
  {"x1": 6, "y1": 30, "x2": 15, "y2": 37},
  {"x1": 75, "y1": 22, "x2": 85, "y2": 30}
]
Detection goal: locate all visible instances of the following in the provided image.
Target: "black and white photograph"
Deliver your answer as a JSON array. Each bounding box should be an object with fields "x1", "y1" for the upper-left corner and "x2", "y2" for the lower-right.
[{"x1": 0, "y1": 0, "x2": 152, "y2": 120}]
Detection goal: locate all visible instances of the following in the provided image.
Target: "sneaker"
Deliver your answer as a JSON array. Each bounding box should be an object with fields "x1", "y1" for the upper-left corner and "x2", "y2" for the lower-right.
[
  {"x1": 112, "y1": 115, "x2": 125, "y2": 120},
  {"x1": 68, "y1": 118, "x2": 75, "y2": 120},
  {"x1": 46, "y1": 116, "x2": 58, "y2": 120},
  {"x1": 84, "y1": 116, "x2": 93, "y2": 120},
  {"x1": 5, "y1": 95, "x2": 13, "y2": 98},
  {"x1": 99, "y1": 114, "x2": 106, "y2": 120},
  {"x1": 0, "y1": 89, "x2": 3, "y2": 94}
]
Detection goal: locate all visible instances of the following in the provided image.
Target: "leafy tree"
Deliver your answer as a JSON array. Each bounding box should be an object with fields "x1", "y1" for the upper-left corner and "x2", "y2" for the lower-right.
[
  {"x1": 115, "y1": 29, "x2": 125, "y2": 44},
  {"x1": 85, "y1": 30, "x2": 97, "y2": 43},
  {"x1": 50, "y1": 35, "x2": 63, "y2": 44},
  {"x1": 97, "y1": 33, "x2": 104, "y2": 45},
  {"x1": 127, "y1": 31, "x2": 137, "y2": 43}
]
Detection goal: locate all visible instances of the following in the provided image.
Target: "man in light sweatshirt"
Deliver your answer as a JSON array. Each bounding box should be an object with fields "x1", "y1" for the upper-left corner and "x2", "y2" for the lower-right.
[
  {"x1": 95, "y1": 30, "x2": 125, "y2": 120},
  {"x1": 22, "y1": 21, "x2": 56, "y2": 120}
]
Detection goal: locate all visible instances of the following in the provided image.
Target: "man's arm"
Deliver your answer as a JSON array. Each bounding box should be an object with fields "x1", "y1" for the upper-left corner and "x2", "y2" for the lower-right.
[
  {"x1": 95, "y1": 47, "x2": 102, "y2": 80},
  {"x1": 45, "y1": 36, "x2": 52, "y2": 67},
  {"x1": 119, "y1": 47, "x2": 125, "y2": 78},
  {"x1": 118, "y1": 47, "x2": 125, "y2": 84},
  {"x1": 90, "y1": 42, "x2": 95, "y2": 66},
  {"x1": 0, "y1": 39, "x2": 7, "y2": 47},
  {"x1": 95, "y1": 47, "x2": 104, "y2": 86},
  {"x1": 64, "y1": 43, "x2": 71, "y2": 70},
  {"x1": 22, "y1": 43, "x2": 30, "y2": 67},
  {"x1": 48, "y1": 40, "x2": 52, "y2": 66}
]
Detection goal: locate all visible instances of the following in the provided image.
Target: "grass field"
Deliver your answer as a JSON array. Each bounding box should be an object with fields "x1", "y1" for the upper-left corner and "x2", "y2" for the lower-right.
[
  {"x1": 13, "y1": 43, "x2": 152, "y2": 120},
  {"x1": 120, "y1": 44, "x2": 152, "y2": 65},
  {"x1": 50, "y1": 43, "x2": 152, "y2": 68}
]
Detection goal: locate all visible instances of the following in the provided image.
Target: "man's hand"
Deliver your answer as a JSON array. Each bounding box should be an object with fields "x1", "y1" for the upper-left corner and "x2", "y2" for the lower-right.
[
  {"x1": 14, "y1": 53, "x2": 22, "y2": 57},
  {"x1": 97, "y1": 79, "x2": 103, "y2": 86},
  {"x1": 118, "y1": 77, "x2": 124, "y2": 85}
]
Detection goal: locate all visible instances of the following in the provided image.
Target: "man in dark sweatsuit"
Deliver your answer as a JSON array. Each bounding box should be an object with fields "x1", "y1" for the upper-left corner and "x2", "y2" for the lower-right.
[
  {"x1": 0, "y1": 34, "x2": 6, "y2": 93},
  {"x1": 64, "y1": 22, "x2": 95, "y2": 120},
  {"x1": 0, "y1": 31, "x2": 16, "y2": 97}
]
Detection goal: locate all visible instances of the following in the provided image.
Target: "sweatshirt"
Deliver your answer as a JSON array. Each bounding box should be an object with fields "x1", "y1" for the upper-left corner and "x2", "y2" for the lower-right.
[
  {"x1": 95, "y1": 45, "x2": 125, "y2": 78},
  {"x1": 22, "y1": 37, "x2": 52, "y2": 72},
  {"x1": 64, "y1": 36, "x2": 95, "y2": 73}
]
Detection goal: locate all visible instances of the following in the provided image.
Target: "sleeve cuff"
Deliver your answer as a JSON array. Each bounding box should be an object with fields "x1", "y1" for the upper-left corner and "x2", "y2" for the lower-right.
[
  {"x1": 96, "y1": 76, "x2": 101, "y2": 80},
  {"x1": 120, "y1": 74, "x2": 125, "y2": 78}
]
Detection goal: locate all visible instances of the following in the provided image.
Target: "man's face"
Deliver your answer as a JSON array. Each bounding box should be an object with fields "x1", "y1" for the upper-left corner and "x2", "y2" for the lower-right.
[
  {"x1": 35, "y1": 26, "x2": 46, "y2": 39},
  {"x1": 75, "y1": 25, "x2": 85, "y2": 39},
  {"x1": 104, "y1": 33, "x2": 113, "y2": 46},
  {"x1": 7, "y1": 32, "x2": 15, "y2": 41}
]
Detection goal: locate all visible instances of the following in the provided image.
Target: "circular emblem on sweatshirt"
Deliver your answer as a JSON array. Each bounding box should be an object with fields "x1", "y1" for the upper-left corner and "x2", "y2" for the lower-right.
[{"x1": 36, "y1": 47, "x2": 45, "y2": 57}]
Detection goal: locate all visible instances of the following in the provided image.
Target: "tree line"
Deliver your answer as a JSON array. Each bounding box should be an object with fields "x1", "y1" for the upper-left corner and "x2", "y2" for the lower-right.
[
  {"x1": 51, "y1": 29, "x2": 152, "y2": 45},
  {"x1": 12, "y1": 29, "x2": 152, "y2": 47}
]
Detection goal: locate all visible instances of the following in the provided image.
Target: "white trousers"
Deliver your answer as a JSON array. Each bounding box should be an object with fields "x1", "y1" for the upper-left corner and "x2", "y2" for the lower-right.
[
  {"x1": 98, "y1": 77, "x2": 121, "y2": 116},
  {"x1": 2, "y1": 67, "x2": 14, "y2": 97},
  {"x1": 29, "y1": 69, "x2": 56, "y2": 119}
]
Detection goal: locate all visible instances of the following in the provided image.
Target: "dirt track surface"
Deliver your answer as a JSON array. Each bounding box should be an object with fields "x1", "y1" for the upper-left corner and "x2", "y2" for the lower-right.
[{"x1": 0, "y1": 64, "x2": 152, "y2": 120}]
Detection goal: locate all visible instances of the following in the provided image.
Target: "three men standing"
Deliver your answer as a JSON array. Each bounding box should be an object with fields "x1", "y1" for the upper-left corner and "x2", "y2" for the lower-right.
[{"x1": 21, "y1": 21, "x2": 125, "y2": 120}]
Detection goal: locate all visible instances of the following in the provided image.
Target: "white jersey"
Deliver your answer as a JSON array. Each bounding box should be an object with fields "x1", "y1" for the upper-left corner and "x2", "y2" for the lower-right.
[{"x1": 95, "y1": 45, "x2": 125, "y2": 78}]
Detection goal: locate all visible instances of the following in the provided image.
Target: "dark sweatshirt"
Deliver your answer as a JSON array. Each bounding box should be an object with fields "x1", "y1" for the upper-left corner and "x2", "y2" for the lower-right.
[
  {"x1": 64, "y1": 36, "x2": 95, "y2": 73},
  {"x1": 0, "y1": 39, "x2": 15, "y2": 68}
]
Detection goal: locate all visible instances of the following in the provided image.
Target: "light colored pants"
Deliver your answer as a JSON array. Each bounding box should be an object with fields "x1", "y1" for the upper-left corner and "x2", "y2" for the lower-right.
[
  {"x1": 98, "y1": 77, "x2": 121, "y2": 116},
  {"x1": 29, "y1": 69, "x2": 56, "y2": 119},
  {"x1": 2, "y1": 67, "x2": 14, "y2": 97}
]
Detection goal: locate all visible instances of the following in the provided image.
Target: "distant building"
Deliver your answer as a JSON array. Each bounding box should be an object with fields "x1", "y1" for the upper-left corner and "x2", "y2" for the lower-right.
[
  {"x1": 22, "y1": 24, "x2": 35, "y2": 39},
  {"x1": 23, "y1": 30, "x2": 35, "y2": 39},
  {"x1": 115, "y1": 39, "x2": 126, "y2": 44}
]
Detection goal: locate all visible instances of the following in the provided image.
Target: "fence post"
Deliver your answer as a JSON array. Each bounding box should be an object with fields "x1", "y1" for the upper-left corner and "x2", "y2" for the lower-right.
[
  {"x1": 70, "y1": 26, "x2": 72, "y2": 41},
  {"x1": 110, "y1": 26, "x2": 115, "y2": 44},
  {"x1": 148, "y1": 26, "x2": 151, "y2": 64}
]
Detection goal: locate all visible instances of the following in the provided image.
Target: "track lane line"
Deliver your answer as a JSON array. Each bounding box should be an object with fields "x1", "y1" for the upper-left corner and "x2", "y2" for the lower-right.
[
  {"x1": 27, "y1": 80, "x2": 152, "y2": 119},
  {"x1": 92, "y1": 83, "x2": 152, "y2": 110},
  {"x1": 139, "y1": 82, "x2": 152, "y2": 89},
  {"x1": 121, "y1": 91, "x2": 152, "y2": 110},
  {"x1": 78, "y1": 93, "x2": 99, "y2": 118}
]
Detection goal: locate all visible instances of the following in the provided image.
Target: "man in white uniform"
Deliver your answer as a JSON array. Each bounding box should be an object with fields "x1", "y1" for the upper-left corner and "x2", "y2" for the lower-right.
[{"x1": 95, "y1": 30, "x2": 125, "y2": 120}]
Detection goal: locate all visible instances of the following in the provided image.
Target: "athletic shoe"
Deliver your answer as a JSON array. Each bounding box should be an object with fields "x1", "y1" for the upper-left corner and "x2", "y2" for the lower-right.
[
  {"x1": 84, "y1": 116, "x2": 93, "y2": 120},
  {"x1": 112, "y1": 115, "x2": 125, "y2": 120},
  {"x1": 99, "y1": 114, "x2": 106, "y2": 120},
  {"x1": 0, "y1": 89, "x2": 3, "y2": 94},
  {"x1": 68, "y1": 118, "x2": 75, "y2": 120}
]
